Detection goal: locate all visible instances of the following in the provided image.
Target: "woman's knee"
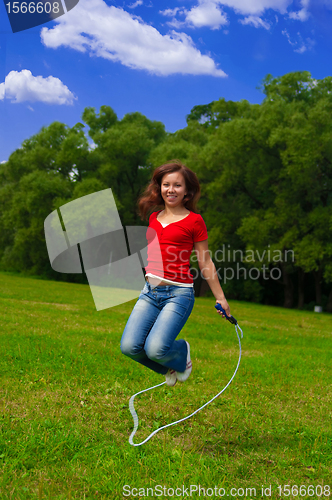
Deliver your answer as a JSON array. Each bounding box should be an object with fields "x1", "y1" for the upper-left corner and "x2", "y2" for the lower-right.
[
  {"x1": 144, "y1": 340, "x2": 167, "y2": 361},
  {"x1": 120, "y1": 339, "x2": 143, "y2": 357}
]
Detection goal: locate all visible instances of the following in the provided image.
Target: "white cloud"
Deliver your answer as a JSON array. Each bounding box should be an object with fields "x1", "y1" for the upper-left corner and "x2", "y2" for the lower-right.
[
  {"x1": 128, "y1": 0, "x2": 143, "y2": 8},
  {"x1": 203, "y1": 0, "x2": 292, "y2": 16},
  {"x1": 159, "y1": 7, "x2": 188, "y2": 29},
  {"x1": 239, "y1": 15, "x2": 271, "y2": 28},
  {"x1": 180, "y1": 0, "x2": 292, "y2": 30},
  {"x1": 166, "y1": 18, "x2": 187, "y2": 29},
  {"x1": 159, "y1": 8, "x2": 181, "y2": 17},
  {"x1": 289, "y1": 10, "x2": 309, "y2": 20},
  {"x1": 295, "y1": 44, "x2": 306, "y2": 53},
  {"x1": 41, "y1": 0, "x2": 226, "y2": 77},
  {"x1": 282, "y1": 28, "x2": 314, "y2": 52},
  {"x1": 289, "y1": 0, "x2": 310, "y2": 20},
  {"x1": 0, "y1": 70, "x2": 76, "y2": 104},
  {"x1": 159, "y1": 0, "x2": 314, "y2": 35},
  {"x1": 282, "y1": 28, "x2": 295, "y2": 43},
  {"x1": 181, "y1": 0, "x2": 312, "y2": 30},
  {"x1": 185, "y1": 1, "x2": 228, "y2": 29},
  {"x1": 218, "y1": 0, "x2": 312, "y2": 22}
]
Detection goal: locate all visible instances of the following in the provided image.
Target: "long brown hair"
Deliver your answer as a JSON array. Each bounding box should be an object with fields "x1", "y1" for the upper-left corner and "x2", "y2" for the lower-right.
[{"x1": 138, "y1": 160, "x2": 201, "y2": 221}]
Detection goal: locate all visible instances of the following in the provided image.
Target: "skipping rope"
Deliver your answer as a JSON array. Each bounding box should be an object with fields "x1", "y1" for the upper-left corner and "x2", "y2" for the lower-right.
[{"x1": 128, "y1": 304, "x2": 244, "y2": 447}]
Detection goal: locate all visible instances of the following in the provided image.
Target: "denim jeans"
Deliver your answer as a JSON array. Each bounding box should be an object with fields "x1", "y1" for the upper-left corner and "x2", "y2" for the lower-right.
[{"x1": 120, "y1": 281, "x2": 195, "y2": 375}]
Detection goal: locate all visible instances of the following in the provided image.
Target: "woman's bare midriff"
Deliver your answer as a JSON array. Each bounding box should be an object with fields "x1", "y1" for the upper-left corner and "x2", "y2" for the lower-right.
[{"x1": 146, "y1": 276, "x2": 172, "y2": 287}]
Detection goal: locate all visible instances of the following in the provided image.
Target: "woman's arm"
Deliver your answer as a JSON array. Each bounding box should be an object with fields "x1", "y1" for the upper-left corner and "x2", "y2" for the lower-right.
[{"x1": 193, "y1": 239, "x2": 231, "y2": 318}]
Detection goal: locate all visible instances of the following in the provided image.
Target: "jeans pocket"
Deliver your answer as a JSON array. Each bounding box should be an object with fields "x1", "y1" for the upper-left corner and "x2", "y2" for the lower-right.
[{"x1": 170, "y1": 288, "x2": 194, "y2": 300}]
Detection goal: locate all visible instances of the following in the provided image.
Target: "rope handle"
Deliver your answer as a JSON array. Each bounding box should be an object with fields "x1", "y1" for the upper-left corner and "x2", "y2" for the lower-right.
[{"x1": 215, "y1": 303, "x2": 238, "y2": 325}]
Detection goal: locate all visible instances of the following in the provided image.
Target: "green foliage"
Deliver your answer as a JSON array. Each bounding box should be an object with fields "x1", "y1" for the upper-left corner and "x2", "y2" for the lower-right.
[
  {"x1": 186, "y1": 98, "x2": 254, "y2": 129},
  {"x1": 71, "y1": 178, "x2": 108, "y2": 200},
  {"x1": 82, "y1": 104, "x2": 118, "y2": 140},
  {"x1": 0, "y1": 171, "x2": 72, "y2": 275},
  {"x1": 149, "y1": 122, "x2": 206, "y2": 169},
  {"x1": 153, "y1": 71, "x2": 332, "y2": 308}
]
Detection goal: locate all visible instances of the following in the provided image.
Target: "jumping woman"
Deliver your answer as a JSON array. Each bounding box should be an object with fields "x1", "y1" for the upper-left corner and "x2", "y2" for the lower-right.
[{"x1": 120, "y1": 160, "x2": 231, "y2": 387}]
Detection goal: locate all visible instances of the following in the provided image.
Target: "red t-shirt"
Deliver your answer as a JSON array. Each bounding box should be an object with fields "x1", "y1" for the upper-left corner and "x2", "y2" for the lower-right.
[{"x1": 145, "y1": 210, "x2": 208, "y2": 284}]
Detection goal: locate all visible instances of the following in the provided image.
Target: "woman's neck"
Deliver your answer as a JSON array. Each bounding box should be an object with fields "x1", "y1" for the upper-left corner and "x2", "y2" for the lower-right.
[{"x1": 161, "y1": 205, "x2": 189, "y2": 217}]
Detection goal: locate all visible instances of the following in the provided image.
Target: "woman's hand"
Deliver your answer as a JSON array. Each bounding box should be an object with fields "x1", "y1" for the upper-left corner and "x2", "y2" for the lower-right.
[{"x1": 215, "y1": 298, "x2": 231, "y2": 319}]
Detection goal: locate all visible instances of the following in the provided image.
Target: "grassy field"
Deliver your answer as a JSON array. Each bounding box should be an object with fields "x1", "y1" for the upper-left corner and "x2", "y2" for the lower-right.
[{"x1": 0, "y1": 271, "x2": 331, "y2": 500}]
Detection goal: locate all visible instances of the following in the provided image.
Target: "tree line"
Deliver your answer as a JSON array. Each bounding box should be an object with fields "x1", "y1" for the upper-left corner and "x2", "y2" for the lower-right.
[{"x1": 0, "y1": 71, "x2": 331, "y2": 312}]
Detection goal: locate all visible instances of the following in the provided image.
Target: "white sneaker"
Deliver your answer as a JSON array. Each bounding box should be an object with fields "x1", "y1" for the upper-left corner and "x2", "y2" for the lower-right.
[
  {"x1": 165, "y1": 369, "x2": 177, "y2": 386},
  {"x1": 176, "y1": 342, "x2": 192, "y2": 382}
]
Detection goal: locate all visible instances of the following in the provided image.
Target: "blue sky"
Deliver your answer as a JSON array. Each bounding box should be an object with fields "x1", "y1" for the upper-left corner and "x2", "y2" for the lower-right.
[{"x1": 1, "y1": 0, "x2": 332, "y2": 163}]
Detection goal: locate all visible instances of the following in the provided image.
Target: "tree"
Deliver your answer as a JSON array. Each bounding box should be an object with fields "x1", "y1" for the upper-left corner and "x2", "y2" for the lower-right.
[
  {"x1": 238, "y1": 72, "x2": 332, "y2": 307},
  {"x1": 183, "y1": 72, "x2": 332, "y2": 308},
  {"x1": 0, "y1": 170, "x2": 72, "y2": 276},
  {"x1": 82, "y1": 106, "x2": 167, "y2": 225},
  {"x1": 0, "y1": 120, "x2": 92, "y2": 278}
]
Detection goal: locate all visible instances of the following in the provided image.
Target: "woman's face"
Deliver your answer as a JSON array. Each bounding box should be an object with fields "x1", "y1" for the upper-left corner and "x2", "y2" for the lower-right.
[{"x1": 161, "y1": 171, "x2": 187, "y2": 210}]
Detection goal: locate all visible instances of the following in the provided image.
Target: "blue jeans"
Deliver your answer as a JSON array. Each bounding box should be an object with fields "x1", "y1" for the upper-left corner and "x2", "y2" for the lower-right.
[{"x1": 120, "y1": 281, "x2": 195, "y2": 375}]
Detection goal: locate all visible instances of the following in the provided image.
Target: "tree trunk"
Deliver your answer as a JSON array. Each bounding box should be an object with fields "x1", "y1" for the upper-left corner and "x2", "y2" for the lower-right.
[
  {"x1": 297, "y1": 268, "x2": 305, "y2": 309},
  {"x1": 327, "y1": 288, "x2": 332, "y2": 313},
  {"x1": 194, "y1": 269, "x2": 203, "y2": 297},
  {"x1": 280, "y1": 261, "x2": 294, "y2": 308},
  {"x1": 313, "y1": 269, "x2": 323, "y2": 306},
  {"x1": 199, "y1": 277, "x2": 211, "y2": 297}
]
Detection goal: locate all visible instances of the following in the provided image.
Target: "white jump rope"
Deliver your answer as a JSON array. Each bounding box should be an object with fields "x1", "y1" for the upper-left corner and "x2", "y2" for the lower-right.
[{"x1": 128, "y1": 304, "x2": 244, "y2": 447}]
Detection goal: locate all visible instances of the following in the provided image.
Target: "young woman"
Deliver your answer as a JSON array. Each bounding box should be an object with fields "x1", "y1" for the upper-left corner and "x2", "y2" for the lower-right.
[{"x1": 120, "y1": 160, "x2": 231, "y2": 386}]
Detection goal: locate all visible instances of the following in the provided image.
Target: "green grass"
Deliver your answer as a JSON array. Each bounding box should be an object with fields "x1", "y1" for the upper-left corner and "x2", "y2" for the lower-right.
[{"x1": 0, "y1": 271, "x2": 331, "y2": 499}]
